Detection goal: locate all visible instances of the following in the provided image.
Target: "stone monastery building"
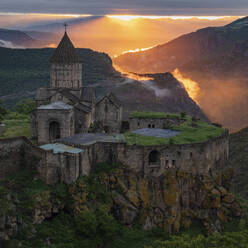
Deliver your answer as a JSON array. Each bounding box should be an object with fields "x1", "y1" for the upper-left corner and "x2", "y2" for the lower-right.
[
  {"x1": 31, "y1": 30, "x2": 123, "y2": 144},
  {"x1": 18, "y1": 30, "x2": 230, "y2": 185}
]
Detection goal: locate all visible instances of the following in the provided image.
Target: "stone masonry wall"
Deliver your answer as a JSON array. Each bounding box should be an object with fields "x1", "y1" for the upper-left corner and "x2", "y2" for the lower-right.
[
  {"x1": 38, "y1": 149, "x2": 91, "y2": 185},
  {"x1": 116, "y1": 132, "x2": 229, "y2": 177},
  {"x1": 50, "y1": 63, "x2": 82, "y2": 88},
  {"x1": 65, "y1": 132, "x2": 229, "y2": 179},
  {"x1": 0, "y1": 132, "x2": 229, "y2": 184},
  {"x1": 37, "y1": 109, "x2": 75, "y2": 144},
  {"x1": 129, "y1": 117, "x2": 186, "y2": 131},
  {"x1": 95, "y1": 98, "x2": 122, "y2": 133},
  {"x1": 0, "y1": 137, "x2": 44, "y2": 180}
]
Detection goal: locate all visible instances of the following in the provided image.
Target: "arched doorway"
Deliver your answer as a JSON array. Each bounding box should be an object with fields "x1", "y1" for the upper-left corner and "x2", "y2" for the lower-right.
[
  {"x1": 149, "y1": 150, "x2": 161, "y2": 165},
  {"x1": 49, "y1": 121, "x2": 60, "y2": 141}
]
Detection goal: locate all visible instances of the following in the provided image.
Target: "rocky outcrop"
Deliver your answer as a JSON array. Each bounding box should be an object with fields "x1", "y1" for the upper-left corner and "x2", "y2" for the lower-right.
[
  {"x1": 0, "y1": 174, "x2": 65, "y2": 240},
  {"x1": 69, "y1": 166, "x2": 241, "y2": 234}
]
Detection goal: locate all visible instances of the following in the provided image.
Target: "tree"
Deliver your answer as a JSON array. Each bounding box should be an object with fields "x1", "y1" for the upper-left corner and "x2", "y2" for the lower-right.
[
  {"x1": 0, "y1": 99, "x2": 7, "y2": 122},
  {"x1": 15, "y1": 98, "x2": 35, "y2": 115},
  {"x1": 74, "y1": 207, "x2": 121, "y2": 247}
]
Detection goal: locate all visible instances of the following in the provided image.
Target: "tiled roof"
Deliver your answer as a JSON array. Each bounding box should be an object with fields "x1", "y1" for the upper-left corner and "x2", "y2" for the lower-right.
[
  {"x1": 107, "y1": 92, "x2": 122, "y2": 107},
  {"x1": 96, "y1": 92, "x2": 122, "y2": 108},
  {"x1": 59, "y1": 89, "x2": 79, "y2": 104},
  {"x1": 74, "y1": 102, "x2": 92, "y2": 113},
  {"x1": 80, "y1": 87, "x2": 96, "y2": 103},
  {"x1": 50, "y1": 32, "x2": 82, "y2": 64}
]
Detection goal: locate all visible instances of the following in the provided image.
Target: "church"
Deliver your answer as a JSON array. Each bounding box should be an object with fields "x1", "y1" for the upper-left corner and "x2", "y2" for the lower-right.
[{"x1": 31, "y1": 29, "x2": 123, "y2": 144}]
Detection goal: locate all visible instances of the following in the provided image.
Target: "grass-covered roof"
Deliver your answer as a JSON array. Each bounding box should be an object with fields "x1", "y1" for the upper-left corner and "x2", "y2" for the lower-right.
[{"x1": 125, "y1": 117, "x2": 226, "y2": 146}]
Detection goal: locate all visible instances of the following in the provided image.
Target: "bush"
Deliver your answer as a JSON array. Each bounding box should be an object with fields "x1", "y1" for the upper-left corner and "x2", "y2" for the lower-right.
[
  {"x1": 15, "y1": 98, "x2": 35, "y2": 115},
  {"x1": 0, "y1": 99, "x2": 7, "y2": 121},
  {"x1": 74, "y1": 207, "x2": 121, "y2": 247}
]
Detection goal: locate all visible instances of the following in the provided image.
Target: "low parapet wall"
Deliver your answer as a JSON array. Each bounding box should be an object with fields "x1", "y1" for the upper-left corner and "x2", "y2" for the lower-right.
[{"x1": 0, "y1": 137, "x2": 44, "y2": 180}]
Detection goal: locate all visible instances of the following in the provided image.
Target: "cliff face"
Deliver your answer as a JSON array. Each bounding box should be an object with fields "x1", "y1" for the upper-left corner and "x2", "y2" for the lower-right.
[
  {"x1": 69, "y1": 166, "x2": 240, "y2": 234},
  {"x1": 0, "y1": 162, "x2": 241, "y2": 243}
]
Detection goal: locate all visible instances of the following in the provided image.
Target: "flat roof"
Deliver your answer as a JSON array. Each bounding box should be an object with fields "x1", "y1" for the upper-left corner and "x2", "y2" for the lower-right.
[
  {"x1": 132, "y1": 128, "x2": 180, "y2": 138},
  {"x1": 59, "y1": 133, "x2": 126, "y2": 146},
  {"x1": 40, "y1": 143, "x2": 83, "y2": 154}
]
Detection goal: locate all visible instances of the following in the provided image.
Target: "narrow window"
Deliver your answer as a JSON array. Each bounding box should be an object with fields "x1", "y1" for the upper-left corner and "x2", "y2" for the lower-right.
[{"x1": 149, "y1": 150, "x2": 161, "y2": 165}]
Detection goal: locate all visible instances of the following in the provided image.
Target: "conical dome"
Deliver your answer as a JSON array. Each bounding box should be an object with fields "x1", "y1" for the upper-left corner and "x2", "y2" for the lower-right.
[{"x1": 50, "y1": 32, "x2": 82, "y2": 64}]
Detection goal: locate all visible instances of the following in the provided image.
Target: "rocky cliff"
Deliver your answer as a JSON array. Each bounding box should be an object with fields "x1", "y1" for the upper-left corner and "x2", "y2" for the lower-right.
[{"x1": 0, "y1": 162, "x2": 241, "y2": 243}]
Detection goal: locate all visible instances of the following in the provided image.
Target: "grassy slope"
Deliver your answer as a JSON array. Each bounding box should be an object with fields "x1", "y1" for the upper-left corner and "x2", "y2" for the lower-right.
[
  {"x1": 0, "y1": 112, "x2": 30, "y2": 138},
  {"x1": 229, "y1": 128, "x2": 248, "y2": 198}
]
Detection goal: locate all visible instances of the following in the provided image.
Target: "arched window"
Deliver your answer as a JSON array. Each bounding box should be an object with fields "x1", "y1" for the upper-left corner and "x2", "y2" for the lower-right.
[
  {"x1": 149, "y1": 150, "x2": 161, "y2": 165},
  {"x1": 49, "y1": 121, "x2": 60, "y2": 141},
  {"x1": 148, "y1": 124, "x2": 151, "y2": 128}
]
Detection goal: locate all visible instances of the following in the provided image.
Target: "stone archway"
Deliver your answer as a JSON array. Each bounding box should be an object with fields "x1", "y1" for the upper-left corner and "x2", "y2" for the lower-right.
[
  {"x1": 149, "y1": 150, "x2": 161, "y2": 165},
  {"x1": 49, "y1": 121, "x2": 60, "y2": 141}
]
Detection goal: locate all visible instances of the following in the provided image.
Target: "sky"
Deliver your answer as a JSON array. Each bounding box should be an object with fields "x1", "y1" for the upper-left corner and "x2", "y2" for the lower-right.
[{"x1": 0, "y1": 0, "x2": 248, "y2": 15}]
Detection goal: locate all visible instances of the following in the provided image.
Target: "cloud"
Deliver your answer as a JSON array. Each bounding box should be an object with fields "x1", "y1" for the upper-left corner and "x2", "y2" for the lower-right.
[{"x1": 0, "y1": 0, "x2": 248, "y2": 15}]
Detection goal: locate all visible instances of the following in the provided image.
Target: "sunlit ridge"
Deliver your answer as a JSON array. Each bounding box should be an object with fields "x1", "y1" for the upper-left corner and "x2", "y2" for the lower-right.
[
  {"x1": 172, "y1": 69, "x2": 200, "y2": 104},
  {"x1": 0, "y1": 12, "x2": 92, "y2": 18},
  {"x1": 107, "y1": 15, "x2": 242, "y2": 21}
]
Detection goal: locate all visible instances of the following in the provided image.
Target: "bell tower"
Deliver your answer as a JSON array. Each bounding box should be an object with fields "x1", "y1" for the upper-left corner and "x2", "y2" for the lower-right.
[{"x1": 50, "y1": 23, "x2": 83, "y2": 89}]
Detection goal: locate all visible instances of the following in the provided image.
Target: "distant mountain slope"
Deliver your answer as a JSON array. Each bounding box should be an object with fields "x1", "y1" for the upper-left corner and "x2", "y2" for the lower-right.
[
  {"x1": 114, "y1": 16, "x2": 248, "y2": 131},
  {"x1": 114, "y1": 16, "x2": 248, "y2": 74},
  {"x1": 0, "y1": 28, "x2": 45, "y2": 48},
  {"x1": 97, "y1": 72, "x2": 208, "y2": 121}
]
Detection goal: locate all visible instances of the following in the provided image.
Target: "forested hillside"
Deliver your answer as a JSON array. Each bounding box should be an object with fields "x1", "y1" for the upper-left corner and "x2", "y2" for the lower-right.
[{"x1": 0, "y1": 47, "x2": 117, "y2": 107}]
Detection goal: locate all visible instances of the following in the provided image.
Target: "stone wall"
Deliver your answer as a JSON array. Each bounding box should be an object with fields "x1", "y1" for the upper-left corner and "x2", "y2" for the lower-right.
[
  {"x1": 65, "y1": 132, "x2": 229, "y2": 179},
  {"x1": 0, "y1": 137, "x2": 92, "y2": 185},
  {"x1": 38, "y1": 149, "x2": 91, "y2": 185},
  {"x1": 0, "y1": 132, "x2": 229, "y2": 185},
  {"x1": 95, "y1": 97, "x2": 122, "y2": 133},
  {"x1": 129, "y1": 117, "x2": 186, "y2": 130},
  {"x1": 0, "y1": 137, "x2": 43, "y2": 180},
  {"x1": 116, "y1": 132, "x2": 229, "y2": 177},
  {"x1": 36, "y1": 109, "x2": 75, "y2": 144},
  {"x1": 50, "y1": 63, "x2": 82, "y2": 88}
]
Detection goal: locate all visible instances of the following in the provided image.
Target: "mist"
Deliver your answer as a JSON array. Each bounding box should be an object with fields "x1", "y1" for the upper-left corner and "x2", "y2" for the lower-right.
[
  {"x1": 0, "y1": 39, "x2": 24, "y2": 48},
  {"x1": 196, "y1": 79, "x2": 248, "y2": 131}
]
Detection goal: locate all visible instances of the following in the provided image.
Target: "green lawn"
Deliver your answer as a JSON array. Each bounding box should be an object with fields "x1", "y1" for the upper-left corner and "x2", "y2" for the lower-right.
[
  {"x1": 0, "y1": 112, "x2": 30, "y2": 138},
  {"x1": 125, "y1": 120, "x2": 226, "y2": 146},
  {"x1": 130, "y1": 111, "x2": 185, "y2": 119}
]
